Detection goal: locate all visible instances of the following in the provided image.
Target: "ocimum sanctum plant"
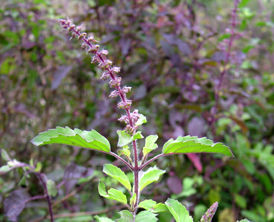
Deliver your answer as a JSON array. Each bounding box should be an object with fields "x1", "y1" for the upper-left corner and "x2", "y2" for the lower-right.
[{"x1": 30, "y1": 18, "x2": 234, "y2": 222}]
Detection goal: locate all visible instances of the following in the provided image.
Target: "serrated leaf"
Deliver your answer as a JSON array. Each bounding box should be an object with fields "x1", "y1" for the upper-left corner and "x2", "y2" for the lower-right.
[
  {"x1": 103, "y1": 164, "x2": 131, "y2": 191},
  {"x1": 139, "y1": 166, "x2": 165, "y2": 191},
  {"x1": 136, "y1": 114, "x2": 147, "y2": 126},
  {"x1": 136, "y1": 210, "x2": 158, "y2": 222},
  {"x1": 31, "y1": 127, "x2": 110, "y2": 152},
  {"x1": 117, "y1": 130, "x2": 133, "y2": 147},
  {"x1": 162, "y1": 136, "x2": 233, "y2": 157},
  {"x1": 117, "y1": 210, "x2": 133, "y2": 222},
  {"x1": 143, "y1": 135, "x2": 158, "y2": 156},
  {"x1": 46, "y1": 180, "x2": 58, "y2": 197},
  {"x1": 165, "y1": 198, "x2": 193, "y2": 222},
  {"x1": 98, "y1": 182, "x2": 127, "y2": 204}
]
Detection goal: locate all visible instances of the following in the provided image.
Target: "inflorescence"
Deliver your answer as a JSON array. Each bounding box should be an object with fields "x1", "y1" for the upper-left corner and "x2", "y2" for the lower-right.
[{"x1": 59, "y1": 18, "x2": 140, "y2": 134}]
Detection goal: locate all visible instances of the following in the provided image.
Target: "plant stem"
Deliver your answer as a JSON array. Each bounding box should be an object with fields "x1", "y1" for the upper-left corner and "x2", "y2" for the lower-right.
[
  {"x1": 36, "y1": 173, "x2": 54, "y2": 222},
  {"x1": 215, "y1": 0, "x2": 240, "y2": 98}
]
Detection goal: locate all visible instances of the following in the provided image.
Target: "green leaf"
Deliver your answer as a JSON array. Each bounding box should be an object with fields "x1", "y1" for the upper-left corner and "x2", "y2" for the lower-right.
[
  {"x1": 136, "y1": 114, "x2": 147, "y2": 126},
  {"x1": 103, "y1": 164, "x2": 131, "y2": 191},
  {"x1": 46, "y1": 180, "x2": 58, "y2": 197},
  {"x1": 118, "y1": 146, "x2": 132, "y2": 161},
  {"x1": 117, "y1": 210, "x2": 133, "y2": 222},
  {"x1": 139, "y1": 166, "x2": 165, "y2": 191},
  {"x1": 117, "y1": 130, "x2": 133, "y2": 147},
  {"x1": 1, "y1": 149, "x2": 10, "y2": 161},
  {"x1": 138, "y1": 200, "x2": 168, "y2": 213},
  {"x1": 153, "y1": 203, "x2": 168, "y2": 213},
  {"x1": 98, "y1": 182, "x2": 127, "y2": 204},
  {"x1": 136, "y1": 211, "x2": 157, "y2": 222},
  {"x1": 133, "y1": 131, "x2": 144, "y2": 140},
  {"x1": 130, "y1": 193, "x2": 136, "y2": 207},
  {"x1": 95, "y1": 216, "x2": 114, "y2": 222},
  {"x1": 162, "y1": 136, "x2": 233, "y2": 157},
  {"x1": 31, "y1": 127, "x2": 110, "y2": 152},
  {"x1": 165, "y1": 198, "x2": 193, "y2": 222},
  {"x1": 234, "y1": 194, "x2": 247, "y2": 209},
  {"x1": 139, "y1": 199, "x2": 157, "y2": 210},
  {"x1": 0, "y1": 165, "x2": 12, "y2": 175},
  {"x1": 143, "y1": 135, "x2": 158, "y2": 157}
]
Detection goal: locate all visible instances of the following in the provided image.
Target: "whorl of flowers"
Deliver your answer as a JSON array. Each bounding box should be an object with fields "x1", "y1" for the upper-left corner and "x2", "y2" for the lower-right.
[{"x1": 58, "y1": 18, "x2": 140, "y2": 134}]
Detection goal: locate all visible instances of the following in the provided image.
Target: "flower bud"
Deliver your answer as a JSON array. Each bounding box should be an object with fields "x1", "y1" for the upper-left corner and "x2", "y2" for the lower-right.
[{"x1": 109, "y1": 90, "x2": 119, "y2": 98}]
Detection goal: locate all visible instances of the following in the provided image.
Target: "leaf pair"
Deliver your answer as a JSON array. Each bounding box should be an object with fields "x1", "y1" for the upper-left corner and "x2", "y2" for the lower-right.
[{"x1": 31, "y1": 127, "x2": 233, "y2": 158}]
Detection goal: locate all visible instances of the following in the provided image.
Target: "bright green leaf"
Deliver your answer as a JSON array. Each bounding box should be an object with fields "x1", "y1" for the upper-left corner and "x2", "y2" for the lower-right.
[
  {"x1": 130, "y1": 193, "x2": 136, "y2": 207},
  {"x1": 98, "y1": 182, "x2": 127, "y2": 205},
  {"x1": 1, "y1": 149, "x2": 10, "y2": 161},
  {"x1": 117, "y1": 130, "x2": 133, "y2": 147},
  {"x1": 136, "y1": 210, "x2": 157, "y2": 222},
  {"x1": 0, "y1": 165, "x2": 12, "y2": 175},
  {"x1": 133, "y1": 131, "x2": 144, "y2": 140},
  {"x1": 143, "y1": 135, "x2": 158, "y2": 157},
  {"x1": 107, "y1": 188, "x2": 127, "y2": 204},
  {"x1": 31, "y1": 127, "x2": 110, "y2": 152},
  {"x1": 139, "y1": 199, "x2": 157, "y2": 210},
  {"x1": 118, "y1": 146, "x2": 132, "y2": 161},
  {"x1": 139, "y1": 166, "x2": 165, "y2": 191},
  {"x1": 153, "y1": 203, "x2": 168, "y2": 213},
  {"x1": 103, "y1": 164, "x2": 131, "y2": 191},
  {"x1": 162, "y1": 136, "x2": 233, "y2": 157},
  {"x1": 136, "y1": 114, "x2": 147, "y2": 126},
  {"x1": 46, "y1": 180, "x2": 58, "y2": 197},
  {"x1": 138, "y1": 200, "x2": 168, "y2": 213},
  {"x1": 95, "y1": 216, "x2": 114, "y2": 222},
  {"x1": 165, "y1": 198, "x2": 193, "y2": 222},
  {"x1": 117, "y1": 210, "x2": 133, "y2": 222}
]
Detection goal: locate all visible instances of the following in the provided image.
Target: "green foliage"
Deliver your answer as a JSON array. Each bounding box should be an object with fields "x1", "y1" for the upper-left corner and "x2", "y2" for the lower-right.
[
  {"x1": 98, "y1": 182, "x2": 127, "y2": 205},
  {"x1": 103, "y1": 164, "x2": 131, "y2": 191},
  {"x1": 162, "y1": 136, "x2": 233, "y2": 156},
  {"x1": 135, "y1": 211, "x2": 157, "y2": 222},
  {"x1": 165, "y1": 198, "x2": 193, "y2": 222},
  {"x1": 143, "y1": 135, "x2": 158, "y2": 157},
  {"x1": 1, "y1": 0, "x2": 272, "y2": 221},
  {"x1": 139, "y1": 167, "x2": 165, "y2": 191},
  {"x1": 31, "y1": 127, "x2": 110, "y2": 152}
]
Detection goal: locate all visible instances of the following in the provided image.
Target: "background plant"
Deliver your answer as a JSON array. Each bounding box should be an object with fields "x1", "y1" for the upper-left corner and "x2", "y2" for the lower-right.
[{"x1": 0, "y1": 0, "x2": 273, "y2": 221}]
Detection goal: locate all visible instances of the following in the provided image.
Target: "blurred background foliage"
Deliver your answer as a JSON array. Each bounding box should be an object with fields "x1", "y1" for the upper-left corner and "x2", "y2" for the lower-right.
[{"x1": 0, "y1": 0, "x2": 273, "y2": 221}]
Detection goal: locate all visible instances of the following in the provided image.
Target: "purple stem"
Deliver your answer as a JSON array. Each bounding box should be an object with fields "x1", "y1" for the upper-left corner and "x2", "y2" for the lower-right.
[
  {"x1": 36, "y1": 173, "x2": 54, "y2": 222},
  {"x1": 215, "y1": 0, "x2": 240, "y2": 99}
]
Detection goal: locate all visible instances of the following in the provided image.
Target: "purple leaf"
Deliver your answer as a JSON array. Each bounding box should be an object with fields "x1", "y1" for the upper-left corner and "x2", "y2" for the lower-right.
[
  {"x1": 63, "y1": 164, "x2": 93, "y2": 192},
  {"x1": 167, "y1": 174, "x2": 182, "y2": 194},
  {"x1": 51, "y1": 66, "x2": 72, "y2": 90},
  {"x1": 187, "y1": 117, "x2": 205, "y2": 137},
  {"x1": 4, "y1": 189, "x2": 29, "y2": 222},
  {"x1": 119, "y1": 38, "x2": 131, "y2": 56},
  {"x1": 186, "y1": 153, "x2": 202, "y2": 173}
]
